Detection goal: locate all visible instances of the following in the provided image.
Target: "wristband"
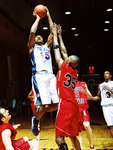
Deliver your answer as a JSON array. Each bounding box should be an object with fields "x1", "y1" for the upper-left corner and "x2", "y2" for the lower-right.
[{"x1": 53, "y1": 45, "x2": 60, "y2": 49}]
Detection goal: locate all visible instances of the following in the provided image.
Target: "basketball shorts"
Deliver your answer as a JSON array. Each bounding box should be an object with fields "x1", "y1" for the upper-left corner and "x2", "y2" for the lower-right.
[
  {"x1": 32, "y1": 72, "x2": 59, "y2": 105},
  {"x1": 102, "y1": 105, "x2": 113, "y2": 126},
  {"x1": 14, "y1": 138, "x2": 30, "y2": 150},
  {"x1": 56, "y1": 99, "x2": 79, "y2": 137},
  {"x1": 78, "y1": 109, "x2": 90, "y2": 131}
]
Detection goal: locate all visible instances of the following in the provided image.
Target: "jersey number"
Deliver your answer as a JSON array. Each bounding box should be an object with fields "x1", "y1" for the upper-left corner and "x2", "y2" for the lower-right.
[
  {"x1": 40, "y1": 52, "x2": 50, "y2": 60},
  {"x1": 63, "y1": 73, "x2": 76, "y2": 90},
  {"x1": 106, "y1": 91, "x2": 111, "y2": 98}
]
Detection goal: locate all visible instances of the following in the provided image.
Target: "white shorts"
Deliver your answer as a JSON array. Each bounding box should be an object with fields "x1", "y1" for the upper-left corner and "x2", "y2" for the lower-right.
[
  {"x1": 32, "y1": 72, "x2": 59, "y2": 105},
  {"x1": 102, "y1": 105, "x2": 113, "y2": 126}
]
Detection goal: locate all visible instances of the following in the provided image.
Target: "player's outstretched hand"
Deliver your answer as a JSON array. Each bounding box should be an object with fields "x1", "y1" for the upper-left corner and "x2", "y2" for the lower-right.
[{"x1": 13, "y1": 124, "x2": 21, "y2": 129}]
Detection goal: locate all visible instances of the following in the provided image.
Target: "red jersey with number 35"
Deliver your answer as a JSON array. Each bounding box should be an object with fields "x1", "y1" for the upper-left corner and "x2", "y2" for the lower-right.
[{"x1": 57, "y1": 61, "x2": 78, "y2": 105}]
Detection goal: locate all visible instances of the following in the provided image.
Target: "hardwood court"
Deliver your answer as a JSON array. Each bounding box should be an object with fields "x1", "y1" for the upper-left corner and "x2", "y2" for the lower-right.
[{"x1": 11, "y1": 112, "x2": 113, "y2": 150}]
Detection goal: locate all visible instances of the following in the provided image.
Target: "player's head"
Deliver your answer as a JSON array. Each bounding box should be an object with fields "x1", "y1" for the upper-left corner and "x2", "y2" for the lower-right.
[
  {"x1": 65, "y1": 55, "x2": 80, "y2": 69},
  {"x1": 0, "y1": 108, "x2": 11, "y2": 125},
  {"x1": 35, "y1": 35, "x2": 44, "y2": 45},
  {"x1": 104, "y1": 71, "x2": 112, "y2": 81}
]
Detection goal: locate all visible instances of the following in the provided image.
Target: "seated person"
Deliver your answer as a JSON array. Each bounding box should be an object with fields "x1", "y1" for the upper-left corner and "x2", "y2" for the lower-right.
[{"x1": 0, "y1": 107, "x2": 39, "y2": 150}]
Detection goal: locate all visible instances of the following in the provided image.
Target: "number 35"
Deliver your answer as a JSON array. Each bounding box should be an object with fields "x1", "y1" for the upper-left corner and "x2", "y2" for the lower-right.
[{"x1": 63, "y1": 73, "x2": 76, "y2": 90}]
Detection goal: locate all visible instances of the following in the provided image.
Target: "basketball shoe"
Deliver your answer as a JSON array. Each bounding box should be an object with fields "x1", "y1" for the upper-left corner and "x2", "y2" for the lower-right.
[
  {"x1": 89, "y1": 146, "x2": 95, "y2": 150},
  {"x1": 31, "y1": 116, "x2": 40, "y2": 136}
]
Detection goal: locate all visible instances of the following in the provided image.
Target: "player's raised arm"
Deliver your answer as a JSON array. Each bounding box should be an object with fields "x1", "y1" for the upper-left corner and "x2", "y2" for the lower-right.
[
  {"x1": 27, "y1": 14, "x2": 41, "y2": 51},
  {"x1": 46, "y1": 7, "x2": 54, "y2": 49},
  {"x1": 46, "y1": 7, "x2": 53, "y2": 33},
  {"x1": 57, "y1": 25, "x2": 68, "y2": 60},
  {"x1": 52, "y1": 23, "x2": 63, "y2": 69}
]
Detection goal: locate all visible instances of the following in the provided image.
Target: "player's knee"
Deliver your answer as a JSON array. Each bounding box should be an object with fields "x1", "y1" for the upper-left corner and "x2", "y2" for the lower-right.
[
  {"x1": 56, "y1": 136, "x2": 64, "y2": 145},
  {"x1": 83, "y1": 121, "x2": 90, "y2": 130},
  {"x1": 44, "y1": 105, "x2": 49, "y2": 111},
  {"x1": 23, "y1": 136, "x2": 28, "y2": 142},
  {"x1": 41, "y1": 105, "x2": 49, "y2": 112},
  {"x1": 28, "y1": 139, "x2": 39, "y2": 149}
]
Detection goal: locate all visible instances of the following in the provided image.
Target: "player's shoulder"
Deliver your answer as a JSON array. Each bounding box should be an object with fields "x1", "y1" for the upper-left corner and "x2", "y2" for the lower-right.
[
  {"x1": 44, "y1": 43, "x2": 50, "y2": 50},
  {"x1": 109, "y1": 81, "x2": 113, "y2": 86},
  {"x1": 99, "y1": 82, "x2": 104, "y2": 89}
]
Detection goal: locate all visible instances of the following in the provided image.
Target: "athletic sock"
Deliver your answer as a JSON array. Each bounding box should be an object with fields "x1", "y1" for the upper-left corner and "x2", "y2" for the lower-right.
[{"x1": 58, "y1": 143, "x2": 68, "y2": 150}]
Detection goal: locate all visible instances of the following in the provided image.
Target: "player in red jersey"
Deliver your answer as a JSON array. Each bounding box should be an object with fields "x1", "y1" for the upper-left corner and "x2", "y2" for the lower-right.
[
  {"x1": 75, "y1": 81, "x2": 95, "y2": 150},
  {"x1": 0, "y1": 107, "x2": 39, "y2": 150},
  {"x1": 27, "y1": 89, "x2": 36, "y2": 115},
  {"x1": 52, "y1": 23, "x2": 81, "y2": 150},
  {"x1": 57, "y1": 24, "x2": 95, "y2": 150}
]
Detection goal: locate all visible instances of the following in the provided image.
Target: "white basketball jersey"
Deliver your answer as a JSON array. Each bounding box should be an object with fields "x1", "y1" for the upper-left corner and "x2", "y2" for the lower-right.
[
  {"x1": 100, "y1": 81, "x2": 113, "y2": 106},
  {"x1": 29, "y1": 44, "x2": 53, "y2": 73}
]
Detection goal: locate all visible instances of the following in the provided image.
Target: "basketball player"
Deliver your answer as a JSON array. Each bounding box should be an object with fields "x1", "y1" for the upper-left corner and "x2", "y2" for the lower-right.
[
  {"x1": 75, "y1": 81, "x2": 95, "y2": 150},
  {"x1": 27, "y1": 7, "x2": 59, "y2": 136},
  {"x1": 52, "y1": 23, "x2": 81, "y2": 150},
  {"x1": 57, "y1": 24, "x2": 95, "y2": 150},
  {"x1": 91, "y1": 71, "x2": 113, "y2": 137},
  {"x1": 0, "y1": 107, "x2": 39, "y2": 150}
]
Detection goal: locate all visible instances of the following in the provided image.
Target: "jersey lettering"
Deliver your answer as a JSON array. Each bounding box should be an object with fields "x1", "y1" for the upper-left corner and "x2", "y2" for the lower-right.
[
  {"x1": 75, "y1": 93, "x2": 80, "y2": 98},
  {"x1": 63, "y1": 73, "x2": 76, "y2": 90},
  {"x1": 76, "y1": 98, "x2": 84, "y2": 104}
]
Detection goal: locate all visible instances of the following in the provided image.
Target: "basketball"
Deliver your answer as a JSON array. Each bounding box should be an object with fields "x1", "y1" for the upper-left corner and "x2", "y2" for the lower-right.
[{"x1": 34, "y1": 5, "x2": 47, "y2": 18}]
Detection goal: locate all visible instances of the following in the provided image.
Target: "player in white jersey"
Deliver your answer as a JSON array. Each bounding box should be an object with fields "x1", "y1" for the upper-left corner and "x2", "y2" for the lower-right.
[
  {"x1": 27, "y1": 7, "x2": 59, "y2": 136},
  {"x1": 91, "y1": 71, "x2": 113, "y2": 137}
]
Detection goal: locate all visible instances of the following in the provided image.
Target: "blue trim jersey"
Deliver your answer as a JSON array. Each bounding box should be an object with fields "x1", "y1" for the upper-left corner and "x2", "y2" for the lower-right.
[
  {"x1": 29, "y1": 44, "x2": 53, "y2": 73},
  {"x1": 100, "y1": 81, "x2": 113, "y2": 106}
]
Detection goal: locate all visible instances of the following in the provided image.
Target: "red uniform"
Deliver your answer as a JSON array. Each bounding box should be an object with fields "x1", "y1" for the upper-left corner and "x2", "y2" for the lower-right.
[
  {"x1": 74, "y1": 81, "x2": 90, "y2": 130},
  {"x1": 30, "y1": 89, "x2": 36, "y2": 115},
  {"x1": 0, "y1": 123, "x2": 30, "y2": 150},
  {"x1": 56, "y1": 61, "x2": 79, "y2": 137}
]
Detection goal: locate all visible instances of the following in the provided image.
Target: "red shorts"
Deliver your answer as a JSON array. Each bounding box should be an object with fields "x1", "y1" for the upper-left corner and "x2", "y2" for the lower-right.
[
  {"x1": 56, "y1": 99, "x2": 79, "y2": 137},
  {"x1": 14, "y1": 138, "x2": 30, "y2": 150},
  {"x1": 31, "y1": 102, "x2": 36, "y2": 115},
  {"x1": 78, "y1": 109, "x2": 90, "y2": 131}
]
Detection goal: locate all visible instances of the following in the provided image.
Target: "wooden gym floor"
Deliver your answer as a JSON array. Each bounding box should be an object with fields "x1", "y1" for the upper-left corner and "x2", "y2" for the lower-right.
[{"x1": 10, "y1": 111, "x2": 113, "y2": 150}]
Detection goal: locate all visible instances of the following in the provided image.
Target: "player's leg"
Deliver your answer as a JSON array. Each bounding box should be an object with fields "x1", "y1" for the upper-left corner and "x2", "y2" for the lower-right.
[
  {"x1": 15, "y1": 138, "x2": 39, "y2": 150},
  {"x1": 28, "y1": 139, "x2": 39, "y2": 150},
  {"x1": 102, "y1": 106, "x2": 113, "y2": 138},
  {"x1": 82, "y1": 110, "x2": 95, "y2": 150},
  {"x1": 46, "y1": 103, "x2": 58, "y2": 112},
  {"x1": 83, "y1": 121, "x2": 94, "y2": 150},
  {"x1": 32, "y1": 103, "x2": 58, "y2": 136},
  {"x1": 32, "y1": 73, "x2": 58, "y2": 121},
  {"x1": 70, "y1": 136, "x2": 81, "y2": 150},
  {"x1": 56, "y1": 136, "x2": 68, "y2": 150},
  {"x1": 31, "y1": 73, "x2": 50, "y2": 136},
  {"x1": 14, "y1": 137, "x2": 30, "y2": 150},
  {"x1": 31, "y1": 104, "x2": 49, "y2": 136}
]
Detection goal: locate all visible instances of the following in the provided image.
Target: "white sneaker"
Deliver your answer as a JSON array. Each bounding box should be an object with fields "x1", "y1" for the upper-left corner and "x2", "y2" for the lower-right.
[{"x1": 89, "y1": 146, "x2": 95, "y2": 150}]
